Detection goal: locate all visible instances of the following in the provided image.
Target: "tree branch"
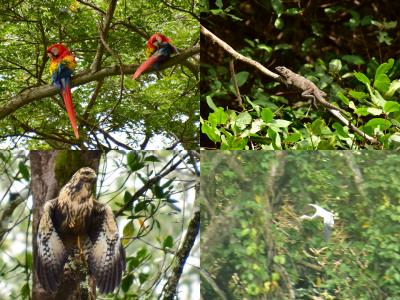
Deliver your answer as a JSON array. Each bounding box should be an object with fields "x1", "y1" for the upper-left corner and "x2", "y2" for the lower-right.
[
  {"x1": 201, "y1": 25, "x2": 279, "y2": 80},
  {"x1": 162, "y1": 210, "x2": 200, "y2": 300},
  {"x1": 0, "y1": 46, "x2": 199, "y2": 120},
  {"x1": 115, "y1": 153, "x2": 190, "y2": 217},
  {"x1": 90, "y1": 0, "x2": 118, "y2": 72}
]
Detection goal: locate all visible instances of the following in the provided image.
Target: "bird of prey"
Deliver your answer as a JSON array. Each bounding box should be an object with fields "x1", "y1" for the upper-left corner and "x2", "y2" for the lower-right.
[
  {"x1": 36, "y1": 167, "x2": 125, "y2": 294},
  {"x1": 300, "y1": 204, "x2": 334, "y2": 241}
]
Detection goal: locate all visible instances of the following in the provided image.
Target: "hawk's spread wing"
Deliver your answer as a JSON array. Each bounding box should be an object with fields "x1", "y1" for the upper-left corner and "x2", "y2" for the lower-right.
[
  {"x1": 88, "y1": 203, "x2": 125, "y2": 294},
  {"x1": 36, "y1": 200, "x2": 67, "y2": 293}
]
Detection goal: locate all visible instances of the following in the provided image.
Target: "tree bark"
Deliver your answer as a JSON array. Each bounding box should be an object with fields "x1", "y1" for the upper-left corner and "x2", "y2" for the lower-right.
[{"x1": 31, "y1": 150, "x2": 101, "y2": 300}]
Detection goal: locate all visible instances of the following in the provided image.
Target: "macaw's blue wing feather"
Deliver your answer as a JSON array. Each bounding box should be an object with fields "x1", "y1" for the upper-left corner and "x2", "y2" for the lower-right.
[
  {"x1": 132, "y1": 42, "x2": 176, "y2": 79},
  {"x1": 52, "y1": 64, "x2": 74, "y2": 91},
  {"x1": 152, "y1": 43, "x2": 177, "y2": 70}
]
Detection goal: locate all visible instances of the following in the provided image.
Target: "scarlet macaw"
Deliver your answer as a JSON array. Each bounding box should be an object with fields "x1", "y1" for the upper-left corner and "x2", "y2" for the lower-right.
[
  {"x1": 132, "y1": 33, "x2": 177, "y2": 80},
  {"x1": 47, "y1": 43, "x2": 79, "y2": 139}
]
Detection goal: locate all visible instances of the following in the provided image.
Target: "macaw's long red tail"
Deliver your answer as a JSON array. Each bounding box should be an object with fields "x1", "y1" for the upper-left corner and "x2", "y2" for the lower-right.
[
  {"x1": 62, "y1": 84, "x2": 79, "y2": 139},
  {"x1": 132, "y1": 55, "x2": 159, "y2": 80}
]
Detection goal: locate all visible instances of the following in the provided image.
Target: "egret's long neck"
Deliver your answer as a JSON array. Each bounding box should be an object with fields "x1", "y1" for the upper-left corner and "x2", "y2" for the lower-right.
[{"x1": 300, "y1": 213, "x2": 317, "y2": 220}]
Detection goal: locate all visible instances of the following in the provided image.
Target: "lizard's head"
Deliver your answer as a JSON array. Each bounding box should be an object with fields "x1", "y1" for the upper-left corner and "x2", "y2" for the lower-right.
[
  {"x1": 275, "y1": 66, "x2": 287, "y2": 74},
  {"x1": 275, "y1": 66, "x2": 289, "y2": 86}
]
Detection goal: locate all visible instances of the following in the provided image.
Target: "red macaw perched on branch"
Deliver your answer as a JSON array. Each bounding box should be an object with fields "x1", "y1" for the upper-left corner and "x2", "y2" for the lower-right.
[
  {"x1": 132, "y1": 33, "x2": 177, "y2": 80},
  {"x1": 47, "y1": 43, "x2": 79, "y2": 139}
]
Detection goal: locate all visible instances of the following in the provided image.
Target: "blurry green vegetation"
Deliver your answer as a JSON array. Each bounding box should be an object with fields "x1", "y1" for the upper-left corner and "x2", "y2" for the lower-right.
[
  {"x1": 201, "y1": 151, "x2": 400, "y2": 299},
  {"x1": 201, "y1": 0, "x2": 400, "y2": 149}
]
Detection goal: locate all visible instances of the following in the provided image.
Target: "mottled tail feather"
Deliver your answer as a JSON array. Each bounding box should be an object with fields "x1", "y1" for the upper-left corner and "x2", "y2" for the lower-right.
[
  {"x1": 132, "y1": 55, "x2": 159, "y2": 79},
  {"x1": 62, "y1": 84, "x2": 79, "y2": 139}
]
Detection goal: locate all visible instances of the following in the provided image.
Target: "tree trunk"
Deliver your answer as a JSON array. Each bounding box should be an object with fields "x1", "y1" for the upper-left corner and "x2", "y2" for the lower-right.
[{"x1": 31, "y1": 150, "x2": 101, "y2": 300}]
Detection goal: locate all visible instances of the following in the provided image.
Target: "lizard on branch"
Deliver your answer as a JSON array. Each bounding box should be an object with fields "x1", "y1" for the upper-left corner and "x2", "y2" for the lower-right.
[
  {"x1": 275, "y1": 66, "x2": 379, "y2": 145},
  {"x1": 275, "y1": 66, "x2": 348, "y2": 115}
]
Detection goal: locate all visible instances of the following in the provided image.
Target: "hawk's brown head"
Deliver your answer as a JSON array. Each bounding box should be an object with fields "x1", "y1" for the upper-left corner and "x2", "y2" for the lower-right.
[
  {"x1": 73, "y1": 167, "x2": 97, "y2": 183},
  {"x1": 58, "y1": 167, "x2": 97, "y2": 208}
]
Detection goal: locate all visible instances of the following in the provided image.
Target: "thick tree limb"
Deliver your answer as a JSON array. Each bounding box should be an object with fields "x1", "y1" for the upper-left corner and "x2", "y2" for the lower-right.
[
  {"x1": 0, "y1": 46, "x2": 199, "y2": 120},
  {"x1": 162, "y1": 210, "x2": 200, "y2": 300}
]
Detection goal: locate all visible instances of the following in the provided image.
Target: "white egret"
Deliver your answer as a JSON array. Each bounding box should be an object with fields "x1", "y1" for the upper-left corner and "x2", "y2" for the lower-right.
[{"x1": 300, "y1": 204, "x2": 334, "y2": 241}]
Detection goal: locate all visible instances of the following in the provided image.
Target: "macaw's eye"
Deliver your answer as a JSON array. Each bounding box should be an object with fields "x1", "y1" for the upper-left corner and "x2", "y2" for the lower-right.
[{"x1": 51, "y1": 48, "x2": 59, "y2": 55}]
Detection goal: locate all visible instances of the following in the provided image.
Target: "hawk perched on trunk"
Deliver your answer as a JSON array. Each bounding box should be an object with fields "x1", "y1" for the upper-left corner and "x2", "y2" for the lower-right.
[{"x1": 36, "y1": 167, "x2": 125, "y2": 294}]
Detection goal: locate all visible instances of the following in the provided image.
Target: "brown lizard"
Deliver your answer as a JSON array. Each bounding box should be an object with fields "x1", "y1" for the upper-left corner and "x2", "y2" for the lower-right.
[{"x1": 275, "y1": 66, "x2": 347, "y2": 115}]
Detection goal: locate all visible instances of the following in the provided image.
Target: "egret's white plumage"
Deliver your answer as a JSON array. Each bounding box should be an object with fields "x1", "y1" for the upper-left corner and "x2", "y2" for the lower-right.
[{"x1": 300, "y1": 204, "x2": 334, "y2": 241}]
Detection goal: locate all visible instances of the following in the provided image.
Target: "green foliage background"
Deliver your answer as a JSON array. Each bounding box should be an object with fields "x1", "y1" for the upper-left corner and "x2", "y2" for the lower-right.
[
  {"x1": 201, "y1": 151, "x2": 400, "y2": 299},
  {"x1": 201, "y1": 0, "x2": 400, "y2": 149},
  {"x1": 0, "y1": 0, "x2": 199, "y2": 149}
]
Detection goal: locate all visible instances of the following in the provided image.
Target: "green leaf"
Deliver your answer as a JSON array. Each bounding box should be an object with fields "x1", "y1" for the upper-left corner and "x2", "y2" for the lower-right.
[
  {"x1": 135, "y1": 200, "x2": 150, "y2": 213},
  {"x1": 375, "y1": 58, "x2": 394, "y2": 78},
  {"x1": 269, "y1": 119, "x2": 291, "y2": 128},
  {"x1": 234, "y1": 71, "x2": 249, "y2": 87},
  {"x1": 367, "y1": 107, "x2": 382, "y2": 116},
  {"x1": 386, "y1": 80, "x2": 400, "y2": 97},
  {"x1": 18, "y1": 162, "x2": 30, "y2": 181},
  {"x1": 121, "y1": 273, "x2": 134, "y2": 292},
  {"x1": 284, "y1": 132, "x2": 301, "y2": 143},
  {"x1": 382, "y1": 20, "x2": 397, "y2": 29},
  {"x1": 365, "y1": 118, "x2": 392, "y2": 131},
  {"x1": 274, "y1": 17, "x2": 284, "y2": 30},
  {"x1": 389, "y1": 133, "x2": 400, "y2": 143},
  {"x1": 21, "y1": 283, "x2": 29, "y2": 299},
  {"x1": 354, "y1": 107, "x2": 369, "y2": 116},
  {"x1": 285, "y1": 8, "x2": 301, "y2": 15},
  {"x1": 127, "y1": 152, "x2": 145, "y2": 172},
  {"x1": 124, "y1": 191, "x2": 132, "y2": 204},
  {"x1": 332, "y1": 122, "x2": 350, "y2": 138},
  {"x1": 235, "y1": 111, "x2": 252, "y2": 129},
  {"x1": 274, "y1": 43, "x2": 292, "y2": 50},
  {"x1": 329, "y1": 59, "x2": 342, "y2": 74},
  {"x1": 261, "y1": 108, "x2": 274, "y2": 123},
  {"x1": 348, "y1": 90, "x2": 368, "y2": 100},
  {"x1": 206, "y1": 95, "x2": 218, "y2": 111},
  {"x1": 257, "y1": 44, "x2": 273, "y2": 53},
  {"x1": 354, "y1": 72, "x2": 370, "y2": 85},
  {"x1": 122, "y1": 221, "x2": 135, "y2": 247},
  {"x1": 139, "y1": 273, "x2": 149, "y2": 284},
  {"x1": 342, "y1": 55, "x2": 365, "y2": 65},
  {"x1": 311, "y1": 118, "x2": 325, "y2": 135},
  {"x1": 144, "y1": 155, "x2": 160, "y2": 162},
  {"x1": 209, "y1": 108, "x2": 228, "y2": 125},
  {"x1": 384, "y1": 101, "x2": 400, "y2": 113},
  {"x1": 370, "y1": 89, "x2": 387, "y2": 108},
  {"x1": 250, "y1": 119, "x2": 265, "y2": 134},
  {"x1": 374, "y1": 74, "x2": 391, "y2": 94},
  {"x1": 267, "y1": 128, "x2": 281, "y2": 149},
  {"x1": 163, "y1": 235, "x2": 174, "y2": 249},
  {"x1": 336, "y1": 91, "x2": 350, "y2": 105},
  {"x1": 270, "y1": 0, "x2": 283, "y2": 15},
  {"x1": 201, "y1": 121, "x2": 221, "y2": 143},
  {"x1": 377, "y1": 31, "x2": 393, "y2": 45}
]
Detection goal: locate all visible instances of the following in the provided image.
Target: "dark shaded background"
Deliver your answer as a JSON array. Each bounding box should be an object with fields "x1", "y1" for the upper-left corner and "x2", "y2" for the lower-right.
[{"x1": 201, "y1": 0, "x2": 400, "y2": 148}]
